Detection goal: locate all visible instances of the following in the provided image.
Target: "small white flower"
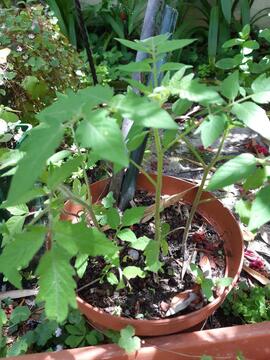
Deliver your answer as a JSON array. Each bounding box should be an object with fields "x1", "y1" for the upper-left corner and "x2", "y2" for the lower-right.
[
  {"x1": 16, "y1": 46, "x2": 23, "y2": 52},
  {"x1": 55, "y1": 344, "x2": 63, "y2": 351},
  {"x1": 28, "y1": 34, "x2": 35, "y2": 39}
]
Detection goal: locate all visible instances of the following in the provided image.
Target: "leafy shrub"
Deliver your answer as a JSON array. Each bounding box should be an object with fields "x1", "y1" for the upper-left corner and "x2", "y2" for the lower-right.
[
  {"x1": 0, "y1": 4, "x2": 88, "y2": 122},
  {"x1": 223, "y1": 282, "x2": 270, "y2": 323}
]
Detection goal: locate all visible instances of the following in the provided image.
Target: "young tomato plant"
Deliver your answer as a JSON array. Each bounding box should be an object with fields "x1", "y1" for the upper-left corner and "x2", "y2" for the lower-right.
[{"x1": 1, "y1": 33, "x2": 270, "y2": 324}]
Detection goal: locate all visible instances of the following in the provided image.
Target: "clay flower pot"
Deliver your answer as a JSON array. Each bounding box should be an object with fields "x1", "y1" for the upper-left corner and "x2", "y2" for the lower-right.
[
  {"x1": 63, "y1": 174, "x2": 244, "y2": 336},
  {"x1": 7, "y1": 321, "x2": 270, "y2": 360}
]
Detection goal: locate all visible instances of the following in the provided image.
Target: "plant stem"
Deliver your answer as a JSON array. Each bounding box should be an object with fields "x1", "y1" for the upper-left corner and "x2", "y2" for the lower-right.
[
  {"x1": 71, "y1": 127, "x2": 100, "y2": 230},
  {"x1": 28, "y1": 207, "x2": 49, "y2": 227},
  {"x1": 181, "y1": 130, "x2": 228, "y2": 256},
  {"x1": 58, "y1": 184, "x2": 100, "y2": 230},
  {"x1": 129, "y1": 158, "x2": 157, "y2": 187},
  {"x1": 181, "y1": 135, "x2": 206, "y2": 168},
  {"x1": 153, "y1": 128, "x2": 163, "y2": 244}
]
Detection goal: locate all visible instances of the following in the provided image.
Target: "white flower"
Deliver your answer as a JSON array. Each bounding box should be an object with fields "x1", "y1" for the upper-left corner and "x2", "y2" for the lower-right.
[
  {"x1": 16, "y1": 46, "x2": 23, "y2": 52},
  {"x1": 55, "y1": 344, "x2": 63, "y2": 351},
  {"x1": 55, "y1": 327, "x2": 62, "y2": 337},
  {"x1": 28, "y1": 34, "x2": 35, "y2": 39}
]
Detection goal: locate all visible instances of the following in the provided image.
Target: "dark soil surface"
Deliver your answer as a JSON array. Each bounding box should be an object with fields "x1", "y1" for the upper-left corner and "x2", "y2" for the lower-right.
[{"x1": 78, "y1": 190, "x2": 226, "y2": 320}]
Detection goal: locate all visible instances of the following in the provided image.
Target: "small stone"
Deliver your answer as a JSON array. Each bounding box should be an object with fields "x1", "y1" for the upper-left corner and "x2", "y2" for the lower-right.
[{"x1": 128, "y1": 249, "x2": 139, "y2": 261}]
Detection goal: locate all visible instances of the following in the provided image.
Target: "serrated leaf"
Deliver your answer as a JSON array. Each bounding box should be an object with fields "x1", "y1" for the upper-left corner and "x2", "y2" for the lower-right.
[
  {"x1": 76, "y1": 109, "x2": 128, "y2": 168},
  {"x1": 101, "y1": 192, "x2": 116, "y2": 209},
  {"x1": 232, "y1": 102, "x2": 270, "y2": 140},
  {"x1": 160, "y1": 62, "x2": 190, "y2": 72},
  {"x1": 248, "y1": 186, "x2": 270, "y2": 232},
  {"x1": 106, "y1": 207, "x2": 120, "y2": 229},
  {"x1": 112, "y1": 93, "x2": 178, "y2": 130},
  {"x1": 201, "y1": 279, "x2": 214, "y2": 301},
  {"x1": 243, "y1": 167, "x2": 266, "y2": 190},
  {"x1": 118, "y1": 325, "x2": 141, "y2": 354},
  {"x1": 54, "y1": 222, "x2": 119, "y2": 258},
  {"x1": 86, "y1": 330, "x2": 103, "y2": 345},
  {"x1": 197, "y1": 114, "x2": 227, "y2": 148},
  {"x1": 48, "y1": 155, "x2": 84, "y2": 189},
  {"x1": 122, "y1": 207, "x2": 146, "y2": 227},
  {"x1": 123, "y1": 266, "x2": 145, "y2": 280},
  {"x1": 207, "y1": 154, "x2": 257, "y2": 191},
  {"x1": 0, "y1": 226, "x2": 46, "y2": 288},
  {"x1": 36, "y1": 245, "x2": 77, "y2": 322},
  {"x1": 251, "y1": 74, "x2": 270, "y2": 104},
  {"x1": 115, "y1": 38, "x2": 149, "y2": 53},
  {"x1": 131, "y1": 236, "x2": 151, "y2": 251},
  {"x1": 118, "y1": 61, "x2": 151, "y2": 73},
  {"x1": 1, "y1": 188, "x2": 45, "y2": 208},
  {"x1": 220, "y1": 71, "x2": 239, "y2": 100},
  {"x1": 117, "y1": 228, "x2": 137, "y2": 242},
  {"x1": 235, "y1": 199, "x2": 251, "y2": 225},
  {"x1": 37, "y1": 85, "x2": 113, "y2": 124},
  {"x1": 6, "y1": 204, "x2": 28, "y2": 216},
  {"x1": 144, "y1": 240, "x2": 162, "y2": 272},
  {"x1": 6, "y1": 123, "x2": 64, "y2": 206},
  {"x1": 107, "y1": 272, "x2": 119, "y2": 285},
  {"x1": 156, "y1": 39, "x2": 195, "y2": 54},
  {"x1": 75, "y1": 254, "x2": 88, "y2": 279},
  {"x1": 7, "y1": 337, "x2": 28, "y2": 357},
  {"x1": 0, "y1": 149, "x2": 23, "y2": 170},
  {"x1": 10, "y1": 306, "x2": 31, "y2": 325},
  {"x1": 172, "y1": 98, "x2": 192, "y2": 116},
  {"x1": 179, "y1": 79, "x2": 223, "y2": 105}
]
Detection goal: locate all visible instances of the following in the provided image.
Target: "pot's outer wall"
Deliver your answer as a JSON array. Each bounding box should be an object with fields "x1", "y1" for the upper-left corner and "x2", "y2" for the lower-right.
[
  {"x1": 5, "y1": 322, "x2": 270, "y2": 360},
  {"x1": 63, "y1": 174, "x2": 244, "y2": 336}
]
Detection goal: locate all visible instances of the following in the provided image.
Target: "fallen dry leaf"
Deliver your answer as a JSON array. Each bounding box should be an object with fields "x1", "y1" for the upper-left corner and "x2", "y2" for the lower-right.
[
  {"x1": 165, "y1": 289, "x2": 198, "y2": 317},
  {"x1": 199, "y1": 254, "x2": 212, "y2": 278},
  {"x1": 243, "y1": 264, "x2": 270, "y2": 285},
  {"x1": 241, "y1": 225, "x2": 255, "y2": 242}
]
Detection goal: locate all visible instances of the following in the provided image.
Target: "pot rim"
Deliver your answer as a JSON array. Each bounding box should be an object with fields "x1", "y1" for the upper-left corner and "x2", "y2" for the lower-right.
[{"x1": 73, "y1": 173, "x2": 244, "y2": 328}]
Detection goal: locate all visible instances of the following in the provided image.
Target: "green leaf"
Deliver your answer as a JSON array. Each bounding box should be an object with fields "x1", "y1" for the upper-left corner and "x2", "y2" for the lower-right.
[
  {"x1": 235, "y1": 199, "x2": 251, "y2": 225},
  {"x1": 215, "y1": 277, "x2": 233, "y2": 287},
  {"x1": 10, "y1": 306, "x2": 31, "y2": 325},
  {"x1": 259, "y1": 29, "x2": 270, "y2": 43},
  {"x1": 169, "y1": 67, "x2": 193, "y2": 94},
  {"x1": 221, "y1": 0, "x2": 232, "y2": 23},
  {"x1": 65, "y1": 335, "x2": 84, "y2": 347},
  {"x1": 76, "y1": 109, "x2": 128, "y2": 168},
  {"x1": 2, "y1": 188, "x2": 45, "y2": 208},
  {"x1": 179, "y1": 78, "x2": 223, "y2": 105},
  {"x1": 248, "y1": 186, "x2": 270, "y2": 231},
  {"x1": 37, "y1": 85, "x2": 113, "y2": 125},
  {"x1": 220, "y1": 71, "x2": 239, "y2": 100},
  {"x1": 156, "y1": 39, "x2": 195, "y2": 54},
  {"x1": 240, "y1": 0, "x2": 250, "y2": 27},
  {"x1": 118, "y1": 325, "x2": 141, "y2": 354},
  {"x1": 6, "y1": 204, "x2": 28, "y2": 216},
  {"x1": 131, "y1": 236, "x2": 151, "y2": 251},
  {"x1": 0, "y1": 149, "x2": 23, "y2": 170},
  {"x1": 190, "y1": 263, "x2": 204, "y2": 281},
  {"x1": 6, "y1": 123, "x2": 64, "y2": 206},
  {"x1": 48, "y1": 156, "x2": 84, "y2": 189},
  {"x1": 162, "y1": 129, "x2": 178, "y2": 148},
  {"x1": 127, "y1": 129, "x2": 149, "y2": 152},
  {"x1": 0, "y1": 309, "x2": 7, "y2": 327},
  {"x1": 243, "y1": 167, "x2": 266, "y2": 190},
  {"x1": 215, "y1": 58, "x2": 238, "y2": 69},
  {"x1": 115, "y1": 38, "x2": 149, "y2": 53},
  {"x1": 0, "y1": 226, "x2": 46, "y2": 288},
  {"x1": 75, "y1": 254, "x2": 88, "y2": 279},
  {"x1": 243, "y1": 40, "x2": 259, "y2": 50},
  {"x1": 201, "y1": 279, "x2": 214, "y2": 301},
  {"x1": 144, "y1": 240, "x2": 162, "y2": 273},
  {"x1": 118, "y1": 61, "x2": 151, "y2": 73},
  {"x1": 160, "y1": 62, "x2": 189, "y2": 72},
  {"x1": 207, "y1": 154, "x2": 257, "y2": 191},
  {"x1": 34, "y1": 320, "x2": 58, "y2": 346},
  {"x1": 232, "y1": 102, "x2": 270, "y2": 140},
  {"x1": 101, "y1": 192, "x2": 116, "y2": 209},
  {"x1": 7, "y1": 337, "x2": 28, "y2": 357},
  {"x1": 251, "y1": 74, "x2": 270, "y2": 104},
  {"x1": 36, "y1": 245, "x2": 77, "y2": 322},
  {"x1": 54, "y1": 222, "x2": 119, "y2": 258},
  {"x1": 222, "y1": 38, "x2": 244, "y2": 48},
  {"x1": 197, "y1": 114, "x2": 227, "y2": 148},
  {"x1": 107, "y1": 272, "x2": 119, "y2": 285},
  {"x1": 123, "y1": 266, "x2": 145, "y2": 280},
  {"x1": 117, "y1": 228, "x2": 137, "y2": 242},
  {"x1": 106, "y1": 208, "x2": 120, "y2": 230},
  {"x1": 172, "y1": 98, "x2": 192, "y2": 116},
  {"x1": 112, "y1": 93, "x2": 178, "y2": 130},
  {"x1": 122, "y1": 206, "x2": 146, "y2": 227},
  {"x1": 86, "y1": 330, "x2": 103, "y2": 346}
]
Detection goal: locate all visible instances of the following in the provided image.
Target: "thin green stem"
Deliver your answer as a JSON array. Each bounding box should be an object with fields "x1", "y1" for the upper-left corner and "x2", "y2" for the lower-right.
[
  {"x1": 153, "y1": 129, "x2": 163, "y2": 244},
  {"x1": 58, "y1": 184, "x2": 100, "y2": 230},
  {"x1": 181, "y1": 129, "x2": 228, "y2": 256},
  {"x1": 164, "y1": 123, "x2": 196, "y2": 151},
  {"x1": 181, "y1": 135, "x2": 206, "y2": 168},
  {"x1": 71, "y1": 127, "x2": 100, "y2": 230},
  {"x1": 28, "y1": 207, "x2": 50, "y2": 227},
  {"x1": 129, "y1": 158, "x2": 157, "y2": 187}
]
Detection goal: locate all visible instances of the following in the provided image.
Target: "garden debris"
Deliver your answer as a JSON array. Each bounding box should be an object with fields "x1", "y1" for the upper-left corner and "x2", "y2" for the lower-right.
[
  {"x1": 199, "y1": 254, "x2": 212, "y2": 278},
  {"x1": 0, "y1": 289, "x2": 38, "y2": 301},
  {"x1": 164, "y1": 288, "x2": 199, "y2": 317},
  {"x1": 243, "y1": 264, "x2": 270, "y2": 285},
  {"x1": 241, "y1": 225, "x2": 255, "y2": 242}
]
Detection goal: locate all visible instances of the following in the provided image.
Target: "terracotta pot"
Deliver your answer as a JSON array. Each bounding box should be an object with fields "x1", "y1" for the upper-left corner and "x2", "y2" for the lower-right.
[
  {"x1": 63, "y1": 174, "x2": 244, "y2": 336},
  {"x1": 6, "y1": 321, "x2": 270, "y2": 360}
]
